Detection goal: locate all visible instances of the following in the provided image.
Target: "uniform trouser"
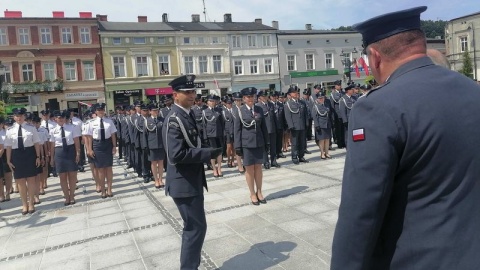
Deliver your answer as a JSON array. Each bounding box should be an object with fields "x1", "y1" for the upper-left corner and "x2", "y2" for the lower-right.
[
  {"x1": 117, "y1": 137, "x2": 124, "y2": 159},
  {"x1": 275, "y1": 129, "x2": 283, "y2": 156},
  {"x1": 141, "y1": 148, "x2": 151, "y2": 177},
  {"x1": 343, "y1": 122, "x2": 349, "y2": 149},
  {"x1": 135, "y1": 147, "x2": 142, "y2": 175},
  {"x1": 290, "y1": 129, "x2": 306, "y2": 159},
  {"x1": 334, "y1": 116, "x2": 345, "y2": 148},
  {"x1": 306, "y1": 119, "x2": 313, "y2": 140},
  {"x1": 79, "y1": 138, "x2": 86, "y2": 166},
  {"x1": 127, "y1": 143, "x2": 134, "y2": 166},
  {"x1": 124, "y1": 141, "x2": 130, "y2": 162},
  {"x1": 173, "y1": 195, "x2": 207, "y2": 270}
]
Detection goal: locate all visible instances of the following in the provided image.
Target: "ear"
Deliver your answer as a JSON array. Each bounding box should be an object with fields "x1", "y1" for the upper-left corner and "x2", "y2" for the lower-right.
[{"x1": 368, "y1": 47, "x2": 381, "y2": 69}]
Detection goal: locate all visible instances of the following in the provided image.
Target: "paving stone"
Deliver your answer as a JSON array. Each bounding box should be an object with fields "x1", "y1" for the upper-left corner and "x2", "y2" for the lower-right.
[
  {"x1": 126, "y1": 212, "x2": 166, "y2": 228},
  {"x1": 90, "y1": 244, "x2": 141, "y2": 270},
  {"x1": 0, "y1": 253, "x2": 43, "y2": 269},
  {"x1": 132, "y1": 224, "x2": 176, "y2": 243},
  {"x1": 98, "y1": 258, "x2": 146, "y2": 270},
  {"x1": 88, "y1": 212, "x2": 126, "y2": 227},
  {"x1": 143, "y1": 249, "x2": 181, "y2": 270},
  {"x1": 204, "y1": 223, "x2": 236, "y2": 241},
  {"x1": 39, "y1": 254, "x2": 90, "y2": 270},
  {"x1": 258, "y1": 207, "x2": 309, "y2": 224},
  {"x1": 137, "y1": 234, "x2": 181, "y2": 258},
  {"x1": 45, "y1": 229, "x2": 87, "y2": 247},
  {"x1": 87, "y1": 220, "x2": 128, "y2": 238},
  {"x1": 203, "y1": 234, "x2": 252, "y2": 261}
]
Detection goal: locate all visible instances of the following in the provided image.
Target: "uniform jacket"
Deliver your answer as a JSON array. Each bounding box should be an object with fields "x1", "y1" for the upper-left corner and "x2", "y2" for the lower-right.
[
  {"x1": 302, "y1": 97, "x2": 314, "y2": 120},
  {"x1": 338, "y1": 95, "x2": 356, "y2": 123},
  {"x1": 191, "y1": 104, "x2": 206, "y2": 135},
  {"x1": 135, "y1": 115, "x2": 148, "y2": 149},
  {"x1": 331, "y1": 56, "x2": 480, "y2": 270},
  {"x1": 233, "y1": 105, "x2": 269, "y2": 149},
  {"x1": 284, "y1": 99, "x2": 306, "y2": 131},
  {"x1": 160, "y1": 106, "x2": 172, "y2": 119},
  {"x1": 222, "y1": 106, "x2": 235, "y2": 136},
  {"x1": 256, "y1": 101, "x2": 277, "y2": 134},
  {"x1": 161, "y1": 104, "x2": 211, "y2": 198},
  {"x1": 329, "y1": 90, "x2": 343, "y2": 118},
  {"x1": 112, "y1": 114, "x2": 123, "y2": 139},
  {"x1": 129, "y1": 114, "x2": 141, "y2": 148},
  {"x1": 121, "y1": 114, "x2": 130, "y2": 144},
  {"x1": 274, "y1": 101, "x2": 285, "y2": 130},
  {"x1": 311, "y1": 101, "x2": 332, "y2": 129},
  {"x1": 145, "y1": 116, "x2": 164, "y2": 150},
  {"x1": 202, "y1": 106, "x2": 224, "y2": 139}
]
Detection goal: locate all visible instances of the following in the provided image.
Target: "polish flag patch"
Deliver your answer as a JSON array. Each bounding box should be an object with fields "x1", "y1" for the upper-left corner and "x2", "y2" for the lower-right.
[{"x1": 352, "y1": 128, "x2": 365, "y2": 142}]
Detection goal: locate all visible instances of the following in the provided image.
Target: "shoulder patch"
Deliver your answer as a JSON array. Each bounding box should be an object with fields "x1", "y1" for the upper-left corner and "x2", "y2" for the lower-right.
[
  {"x1": 168, "y1": 121, "x2": 179, "y2": 128},
  {"x1": 7, "y1": 126, "x2": 14, "y2": 130}
]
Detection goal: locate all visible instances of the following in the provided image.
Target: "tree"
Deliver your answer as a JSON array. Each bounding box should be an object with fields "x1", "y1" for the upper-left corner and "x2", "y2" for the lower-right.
[
  {"x1": 460, "y1": 50, "x2": 474, "y2": 79},
  {"x1": 0, "y1": 100, "x2": 6, "y2": 118},
  {"x1": 330, "y1": 20, "x2": 447, "y2": 38}
]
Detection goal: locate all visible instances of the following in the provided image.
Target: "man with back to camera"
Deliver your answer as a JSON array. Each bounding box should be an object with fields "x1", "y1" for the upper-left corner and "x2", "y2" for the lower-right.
[{"x1": 331, "y1": 6, "x2": 480, "y2": 270}]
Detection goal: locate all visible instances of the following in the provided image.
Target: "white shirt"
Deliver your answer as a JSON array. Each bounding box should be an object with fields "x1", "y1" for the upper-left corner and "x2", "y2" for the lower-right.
[
  {"x1": 40, "y1": 119, "x2": 57, "y2": 132},
  {"x1": 49, "y1": 123, "x2": 81, "y2": 147},
  {"x1": 5, "y1": 122, "x2": 40, "y2": 149},
  {"x1": 0, "y1": 129, "x2": 5, "y2": 145},
  {"x1": 86, "y1": 117, "x2": 117, "y2": 140},
  {"x1": 71, "y1": 117, "x2": 82, "y2": 126},
  {"x1": 37, "y1": 127, "x2": 49, "y2": 145},
  {"x1": 82, "y1": 119, "x2": 92, "y2": 136}
]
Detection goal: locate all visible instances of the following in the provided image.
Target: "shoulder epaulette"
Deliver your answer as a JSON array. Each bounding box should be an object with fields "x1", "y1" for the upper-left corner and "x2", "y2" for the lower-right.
[{"x1": 7, "y1": 126, "x2": 14, "y2": 130}]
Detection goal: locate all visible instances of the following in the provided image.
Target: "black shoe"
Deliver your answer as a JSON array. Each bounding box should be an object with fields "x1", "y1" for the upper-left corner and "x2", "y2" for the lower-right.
[
  {"x1": 251, "y1": 200, "x2": 260, "y2": 206},
  {"x1": 143, "y1": 178, "x2": 150, "y2": 183},
  {"x1": 263, "y1": 163, "x2": 271, "y2": 170},
  {"x1": 206, "y1": 165, "x2": 213, "y2": 171},
  {"x1": 278, "y1": 153, "x2": 286, "y2": 158},
  {"x1": 271, "y1": 162, "x2": 281, "y2": 168},
  {"x1": 126, "y1": 165, "x2": 133, "y2": 169},
  {"x1": 304, "y1": 150, "x2": 312, "y2": 154},
  {"x1": 292, "y1": 158, "x2": 299, "y2": 165},
  {"x1": 299, "y1": 157, "x2": 309, "y2": 163},
  {"x1": 78, "y1": 167, "x2": 85, "y2": 172}
]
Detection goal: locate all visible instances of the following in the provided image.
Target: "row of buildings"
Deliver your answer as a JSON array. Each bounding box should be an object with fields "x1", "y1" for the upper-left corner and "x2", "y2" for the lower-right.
[{"x1": 0, "y1": 9, "x2": 475, "y2": 114}]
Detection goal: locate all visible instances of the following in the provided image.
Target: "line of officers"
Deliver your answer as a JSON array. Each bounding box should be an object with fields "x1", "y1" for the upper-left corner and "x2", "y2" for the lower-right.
[{"x1": 110, "y1": 79, "x2": 374, "y2": 180}]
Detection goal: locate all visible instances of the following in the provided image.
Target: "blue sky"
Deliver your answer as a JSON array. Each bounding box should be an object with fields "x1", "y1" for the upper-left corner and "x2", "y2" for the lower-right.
[{"x1": 1, "y1": 0, "x2": 477, "y2": 29}]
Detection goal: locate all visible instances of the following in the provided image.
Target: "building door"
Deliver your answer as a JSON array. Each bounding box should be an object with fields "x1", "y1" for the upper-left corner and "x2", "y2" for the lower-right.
[{"x1": 46, "y1": 98, "x2": 60, "y2": 111}]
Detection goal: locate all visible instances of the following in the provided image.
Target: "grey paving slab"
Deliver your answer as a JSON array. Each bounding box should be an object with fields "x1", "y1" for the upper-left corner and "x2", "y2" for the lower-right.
[
  {"x1": 315, "y1": 209, "x2": 339, "y2": 227},
  {"x1": 1, "y1": 236, "x2": 46, "y2": 257},
  {"x1": 217, "y1": 247, "x2": 280, "y2": 270},
  {"x1": 0, "y1": 253, "x2": 43, "y2": 269},
  {"x1": 203, "y1": 234, "x2": 253, "y2": 261},
  {"x1": 88, "y1": 204, "x2": 121, "y2": 218},
  {"x1": 143, "y1": 249, "x2": 181, "y2": 270},
  {"x1": 224, "y1": 215, "x2": 273, "y2": 233},
  {"x1": 132, "y1": 224, "x2": 176, "y2": 243},
  {"x1": 88, "y1": 212, "x2": 126, "y2": 227},
  {"x1": 258, "y1": 207, "x2": 310, "y2": 224},
  {"x1": 206, "y1": 206, "x2": 256, "y2": 225},
  {"x1": 40, "y1": 254, "x2": 90, "y2": 270},
  {"x1": 88, "y1": 233, "x2": 135, "y2": 254},
  {"x1": 294, "y1": 200, "x2": 338, "y2": 215},
  {"x1": 100, "y1": 258, "x2": 146, "y2": 270},
  {"x1": 123, "y1": 205, "x2": 159, "y2": 219},
  {"x1": 45, "y1": 229, "x2": 87, "y2": 247},
  {"x1": 90, "y1": 244, "x2": 141, "y2": 270},
  {"x1": 204, "y1": 222, "x2": 237, "y2": 241},
  {"x1": 277, "y1": 217, "x2": 327, "y2": 235},
  {"x1": 40, "y1": 244, "x2": 89, "y2": 266},
  {"x1": 87, "y1": 220, "x2": 128, "y2": 238},
  {"x1": 49, "y1": 218, "x2": 88, "y2": 236},
  {"x1": 137, "y1": 234, "x2": 181, "y2": 258},
  {"x1": 126, "y1": 212, "x2": 167, "y2": 228}
]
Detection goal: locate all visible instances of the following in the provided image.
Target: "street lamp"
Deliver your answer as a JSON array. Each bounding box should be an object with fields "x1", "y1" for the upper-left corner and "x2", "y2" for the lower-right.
[
  {"x1": 0, "y1": 61, "x2": 5, "y2": 96},
  {"x1": 340, "y1": 48, "x2": 358, "y2": 84}
]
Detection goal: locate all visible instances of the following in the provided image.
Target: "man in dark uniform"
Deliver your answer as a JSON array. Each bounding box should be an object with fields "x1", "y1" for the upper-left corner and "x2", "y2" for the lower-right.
[
  {"x1": 331, "y1": 6, "x2": 480, "y2": 270},
  {"x1": 121, "y1": 106, "x2": 132, "y2": 166},
  {"x1": 113, "y1": 106, "x2": 124, "y2": 160},
  {"x1": 138, "y1": 104, "x2": 152, "y2": 183},
  {"x1": 330, "y1": 81, "x2": 345, "y2": 148},
  {"x1": 284, "y1": 87, "x2": 308, "y2": 164},
  {"x1": 162, "y1": 75, "x2": 222, "y2": 270},
  {"x1": 302, "y1": 88, "x2": 314, "y2": 141},
  {"x1": 338, "y1": 84, "x2": 356, "y2": 149},
  {"x1": 131, "y1": 100, "x2": 143, "y2": 177},
  {"x1": 256, "y1": 90, "x2": 279, "y2": 168},
  {"x1": 160, "y1": 94, "x2": 173, "y2": 118},
  {"x1": 270, "y1": 91, "x2": 286, "y2": 159}
]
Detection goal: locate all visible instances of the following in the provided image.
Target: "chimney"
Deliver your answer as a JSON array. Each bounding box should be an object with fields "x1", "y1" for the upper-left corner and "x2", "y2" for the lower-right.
[
  {"x1": 4, "y1": 10, "x2": 22, "y2": 18},
  {"x1": 254, "y1": 18, "x2": 262, "y2": 24},
  {"x1": 305, "y1": 24, "x2": 312, "y2": 30},
  {"x1": 272, "y1": 21, "x2": 279, "y2": 30},
  {"x1": 52, "y1": 11, "x2": 65, "y2": 18},
  {"x1": 192, "y1": 14, "x2": 200, "y2": 23},
  {"x1": 224, "y1": 13, "x2": 232, "y2": 23},
  {"x1": 162, "y1": 13, "x2": 169, "y2": 22},
  {"x1": 79, "y1": 12, "x2": 92, "y2": 18},
  {"x1": 138, "y1": 16, "x2": 147, "y2": 22},
  {"x1": 96, "y1": 14, "x2": 108, "y2": 21}
]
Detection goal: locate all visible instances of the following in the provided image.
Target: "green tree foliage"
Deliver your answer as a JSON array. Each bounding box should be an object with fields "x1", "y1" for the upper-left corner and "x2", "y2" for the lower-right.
[
  {"x1": 331, "y1": 20, "x2": 447, "y2": 38},
  {"x1": 0, "y1": 100, "x2": 6, "y2": 118},
  {"x1": 460, "y1": 50, "x2": 474, "y2": 78},
  {"x1": 331, "y1": 25, "x2": 354, "y2": 31}
]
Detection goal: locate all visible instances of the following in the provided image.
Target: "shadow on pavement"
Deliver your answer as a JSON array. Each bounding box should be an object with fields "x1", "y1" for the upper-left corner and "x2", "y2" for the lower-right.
[
  {"x1": 3, "y1": 214, "x2": 67, "y2": 228},
  {"x1": 220, "y1": 241, "x2": 297, "y2": 270},
  {"x1": 265, "y1": 186, "x2": 309, "y2": 200}
]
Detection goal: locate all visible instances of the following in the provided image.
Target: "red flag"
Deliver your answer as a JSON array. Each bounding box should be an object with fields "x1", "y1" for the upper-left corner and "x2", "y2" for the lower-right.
[
  {"x1": 78, "y1": 101, "x2": 92, "y2": 107},
  {"x1": 213, "y1": 78, "x2": 220, "y2": 89},
  {"x1": 354, "y1": 59, "x2": 361, "y2": 78},
  {"x1": 358, "y1": 57, "x2": 369, "y2": 76}
]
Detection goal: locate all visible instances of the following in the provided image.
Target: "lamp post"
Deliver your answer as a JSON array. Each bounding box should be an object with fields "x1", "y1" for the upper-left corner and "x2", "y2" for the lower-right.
[
  {"x1": 0, "y1": 62, "x2": 5, "y2": 103},
  {"x1": 340, "y1": 48, "x2": 358, "y2": 84}
]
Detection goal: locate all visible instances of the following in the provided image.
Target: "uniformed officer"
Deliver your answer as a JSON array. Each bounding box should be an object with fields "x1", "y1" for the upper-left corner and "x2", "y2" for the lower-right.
[
  {"x1": 233, "y1": 87, "x2": 269, "y2": 205},
  {"x1": 126, "y1": 105, "x2": 137, "y2": 169},
  {"x1": 49, "y1": 110, "x2": 81, "y2": 205},
  {"x1": 0, "y1": 117, "x2": 12, "y2": 203},
  {"x1": 231, "y1": 92, "x2": 245, "y2": 174},
  {"x1": 70, "y1": 110, "x2": 85, "y2": 172},
  {"x1": 202, "y1": 94, "x2": 224, "y2": 177},
  {"x1": 32, "y1": 115, "x2": 48, "y2": 203},
  {"x1": 222, "y1": 96, "x2": 236, "y2": 168},
  {"x1": 256, "y1": 90, "x2": 279, "y2": 168},
  {"x1": 312, "y1": 92, "x2": 333, "y2": 159},
  {"x1": 113, "y1": 105, "x2": 125, "y2": 161},
  {"x1": 82, "y1": 108, "x2": 100, "y2": 192},
  {"x1": 40, "y1": 109, "x2": 57, "y2": 178},
  {"x1": 131, "y1": 100, "x2": 143, "y2": 177},
  {"x1": 358, "y1": 84, "x2": 372, "y2": 99},
  {"x1": 331, "y1": 6, "x2": 480, "y2": 270},
  {"x1": 270, "y1": 91, "x2": 286, "y2": 159},
  {"x1": 338, "y1": 84, "x2": 356, "y2": 148},
  {"x1": 160, "y1": 94, "x2": 173, "y2": 118},
  {"x1": 162, "y1": 74, "x2": 222, "y2": 270},
  {"x1": 138, "y1": 104, "x2": 152, "y2": 183},
  {"x1": 5, "y1": 108, "x2": 41, "y2": 215},
  {"x1": 284, "y1": 87, "x2": 309, "y2": 164},
  {"x1": 330, "y1": 81, "x2": 345, "y2": 149},
  {"x1": 279, "y1": 93, "x2": 290, "y2": 153},
  {"x1": 302, "y1": 88, "x2": 314, "y2": 142},
  {"x1": 85, "y1": 103, "x2": 117, "y2": 199},
  {"x1": 145, "y1": 103, "x2": 165, "y2": 189},
  {"x1": 121, "y1": 106, "x2": 132, "y2": 166}
]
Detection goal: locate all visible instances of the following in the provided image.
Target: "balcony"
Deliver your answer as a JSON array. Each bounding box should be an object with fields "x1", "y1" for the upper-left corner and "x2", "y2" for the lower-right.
[{"x1": 1, "y1": 80, "x2": 64, "y2": 94}]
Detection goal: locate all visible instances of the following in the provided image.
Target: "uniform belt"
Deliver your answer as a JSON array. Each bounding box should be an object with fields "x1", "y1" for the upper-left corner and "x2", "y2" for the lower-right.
[
  {"x1": 93, "y1": 139, "x2": 109, "y2": 142},
  {"x1": 55, "y1": 145, "x2": 74, "y2": 148}
]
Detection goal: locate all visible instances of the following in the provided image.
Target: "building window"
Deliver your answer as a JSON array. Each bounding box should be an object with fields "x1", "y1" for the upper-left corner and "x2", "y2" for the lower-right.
[
  {"x1": 133, "y1": 37, "x2": 146, "y2": 44},
  {"x1": 18, "y1": 28, "x2": 30, "y2": 45},
  {"x1": 212, "y1": 37, "x2": 219, "y2": 44},
  {"x1": 184, "y1": 56, "x2": 194, "y2": 74},
  {"x1": 80, "y1": 27, "x2": 91, "y2": 44},
  {"x1": 287, "y1": 55, "x2": 296, "y2": 71},
  {"x1": 198, "y1": 37, "x2": 205, "y2": 44},
  {"x1": 158, "y1": 55, "x2": 170, "y2": 75},
  {"x1": 158, "y1": 37, "x2": 166, "y2": 44},
  {"x1": 112, "y1": 56, "x2": 126, "y2": 77},
  {"x1": 183, "y1": 37, "x2": 190, "y2": 44},
  {"x1": 248, "y1": 35, "x2": 256, "y2": 47},
  {"x1": 1, "y1": 64, "x2": 11, "y2": 83},
  {"x1": 40, "y1": 27, "x2": 52, "y2": 44},
  {"x1": 0, "y1": 28, "x2": 7, "y2": 45},
  {"x1": 64, "y1": 62, "x2": 76, "y2": 81},
  {"x1": 61, "y1": 27, "x2": 73, "y2": 44},
  {"x1": 264, "y1": 59, "x2": 273, "y2": 73},
  {"x1": 234, "y1": 60, "x2": 243, "y2": 75},
  {"x1": 306, "y1": 54, "x2": 315, "y2": 70},
  {"x1": 43, "y1": 63, "x2": 56, "y2": 81},
  {"x1": 288, "y1": 41, "x2": 292, "y2": 45},
  {"x1": 213, "y1": 55, "x2": 222, "y2": 73},
  {"x1": 325, "y1": 53, "x2": 333, "y2": 69},
  {"x1": 262, "y1": 35, "x2": 271, "y2": 47},
  {"x1": 232, "y1": 35, "x2": 241, "y2": 48},
  {"x1": 21, "y1": 64, "x2": 34, "y2": 81},
  {"x1": 198, "y1": 56, "x2": 208, "y2": 74},
  {"x1": 83, "y1": 61, "x2": 95, "y2": 80},
  {"x1": 250, "y1": 60, "x2": 258, "y2": 74},
  {"x1": 135, "y1": 56, "x2": 148, "y2": 76},
  {"x1": 112, "y1": 37, "x2": 121, "y2": 45},
  {"x1": 461, "y1": 36, "x2": 468, "y2": 52}
]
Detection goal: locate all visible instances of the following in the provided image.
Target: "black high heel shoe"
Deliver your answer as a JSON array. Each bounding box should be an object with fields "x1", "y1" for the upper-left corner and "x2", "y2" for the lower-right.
[{"x1": 256, "y1": 192, "x2": 267, "y2": 204}]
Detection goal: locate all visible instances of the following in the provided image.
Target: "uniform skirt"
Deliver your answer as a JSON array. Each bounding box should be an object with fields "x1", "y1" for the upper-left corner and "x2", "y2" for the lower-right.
[
  {"x1": 12, "y1": 146, "x2": 37, "y2": 179},
  {"x1": 54, "y1": 144, "x2": 78, "y2": 173},
  {"x1": 92, "y1": 139, "x2": 113, "y2": 168},
  {"x1": 242, "y1": 147, "x2": 264, "y2": 166},
  {"x1": 148, "y1": 148, "x2": 165, "y2": 162},
  {"x1": 225, "y1": 133, "x2": 234, "y2": 144},
  {"x1": 315, "y1": 128, "x2": 332, "y2": 141},
  {"x1": 1, "y1": 153, "x2": 10, "y2": 174},
  {"x1": 208, "y1": 137, "x2": 222, "y2": 148}
]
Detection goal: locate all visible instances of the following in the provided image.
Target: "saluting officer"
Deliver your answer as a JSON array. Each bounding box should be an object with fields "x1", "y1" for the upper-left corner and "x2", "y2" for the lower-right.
[
  {"x1": 85, "y1": 103, "x2": 117, "y2": 199},
  {"x1": 284, "y1": 87, "x2": 309, "y2": 164},
  {"x1": 5, "y1": 108, "x2": 41, "y2": 215},
  {"x1": 330, "y1": 80, "x2": 345, "y2": 149},
  {"x1": 338, "y1": 85, "x2": 356, "y2": 148},
  {"x1": 256, "y1": 90, "x2": 279, "y2": 169},
  {"x1": 202, "y1": 95, "x2": 225, "y2": 177},
  {"x1": 162, "y1": 75, "x2": 222, "y2": 270}
]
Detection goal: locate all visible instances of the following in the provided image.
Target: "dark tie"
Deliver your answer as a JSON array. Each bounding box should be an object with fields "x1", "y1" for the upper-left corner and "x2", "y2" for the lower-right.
[
  {"x1": 46, "y1": 121, "x2": 49, "y2": 132},
  {"x1": 250, "y1": 108, "x2": 254, "y2": 116},
  {"x1": 100, "y1": 118, "x2": 106, "y2": 141},
  {"x1": 61, "y1": 126, "x2": 67, "y2": 148},
  {"x1": 18, "y1": 125, "x2": 24, "y2": 150}
]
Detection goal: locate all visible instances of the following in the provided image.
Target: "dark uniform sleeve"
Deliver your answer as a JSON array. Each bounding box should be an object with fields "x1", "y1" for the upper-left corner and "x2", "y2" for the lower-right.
[
  {"x1": 331, "y1": 99, "x2": 401, "y2": 270},
  {"x1": 338, "y1": 97, "x2": 347, "y2": 123},
  {"x1": 258, "y1": 106, "x2": 270, "y2": 146},
  {"x1": 233, "y1": 108, "x2": 242, "y2": 150},
  {"x1": 164, "y1": 117, "x2": 211, "y2": 164},
  {"x1": 311, "y1": 105, "x2": 319, "y2": 128},
  {"x1": 284, "y1": 101, "x2": 293, "y2": 129}
]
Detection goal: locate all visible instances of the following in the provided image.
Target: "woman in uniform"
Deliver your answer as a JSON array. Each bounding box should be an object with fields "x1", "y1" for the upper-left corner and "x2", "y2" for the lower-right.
[
  {"x1": 86, "y1": 103, "x2": 117, "y2": 199},
  {"x1": 222, "y1": 96, "x2": 235, "y2": 168},
  {"x1": 202, "y1": 95, "x2": 224, "y2": 177},
  {"x1": 49, "y1": 110, "x2": 81, "y2": 205},
  {"x1": 145, "y1": 104, "x2": 165, "y2": 189},
  {"x1": 82, "y1": 109, "x2": 100, "y2": 192},
  {"x1": 233, "y1": 87, "x2": 269, "y2": 205},
  {"x1": 5, "y1": 108, "x2": 41, "y2": 215},
  {"x1": 280, "y1": 93, "x2": 291, "y2": 153},
  {"x1": 312, "y1": 92, "x2": 333, "y2": 159},
  {"x1": 32, "y1": 116, "x2": 47, "y2": 204},
  {"x1": 1, "y1": 119, "x2": 14, "y2": 198},
  {"x1": 231, "y1": 92, "x2": 245, "y2": 174}
]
